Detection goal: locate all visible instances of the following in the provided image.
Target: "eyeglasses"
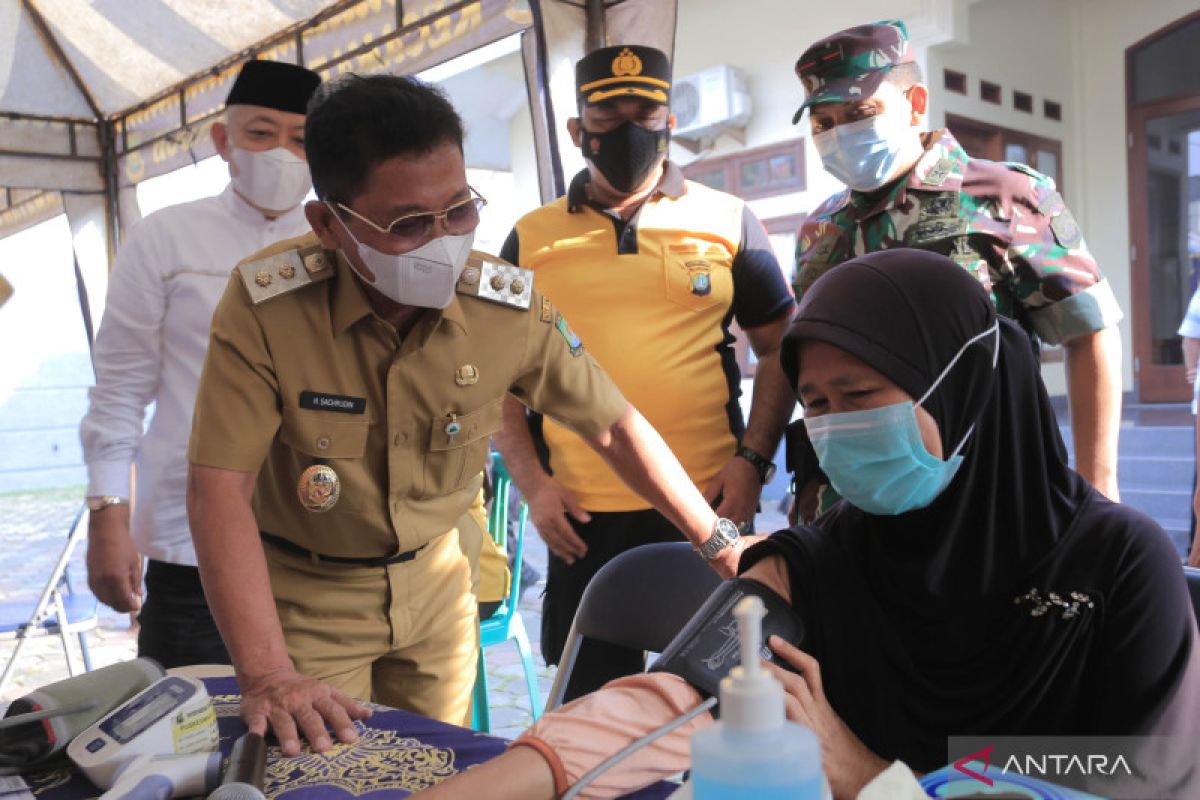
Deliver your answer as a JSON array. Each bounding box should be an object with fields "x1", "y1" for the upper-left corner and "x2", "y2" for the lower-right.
[{"x1": 336, "y1": 187, "x2": 487, "y2": 249}]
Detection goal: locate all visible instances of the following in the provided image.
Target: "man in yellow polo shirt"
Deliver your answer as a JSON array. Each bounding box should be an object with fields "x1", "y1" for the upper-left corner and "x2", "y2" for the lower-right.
[{"x1": 496, "y1": 45, "x2": 797, "y2": 701}]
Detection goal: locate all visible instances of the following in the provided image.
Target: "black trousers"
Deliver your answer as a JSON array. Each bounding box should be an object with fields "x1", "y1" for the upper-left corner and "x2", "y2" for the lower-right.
[
  {"x1": 137, "y1": 560, "x2": 231, "y2": 669},
  {"x1": 541, "y1": 509, "x2": 686, "y2": 703}
]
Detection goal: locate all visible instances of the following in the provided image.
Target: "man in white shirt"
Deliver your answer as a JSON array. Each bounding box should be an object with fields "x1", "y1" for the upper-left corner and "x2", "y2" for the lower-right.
[
  {"x1": 79, "y1": 60, "x2": 321, "y2": 668},
  {"x1": 1179, "y1": 286, "x2": 1200, "y2": 567}
]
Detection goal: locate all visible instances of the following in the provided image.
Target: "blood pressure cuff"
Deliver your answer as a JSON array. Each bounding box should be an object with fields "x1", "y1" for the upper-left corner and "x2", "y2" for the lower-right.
[
  {"x1": 648, "y1": 578, "x2": 804, "y2": 708},
  {"x1": 0, "y1": 658, "x2": 163, "y2": 774}
]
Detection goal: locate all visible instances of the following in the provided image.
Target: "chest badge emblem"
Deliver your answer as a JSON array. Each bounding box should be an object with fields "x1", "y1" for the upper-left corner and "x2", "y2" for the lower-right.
[
  {"x1": 455, "y1": 365, "x2": 479, "y2": 386},
  {"x1": 297, "y1": 464, "x2": 340, "y2": 512}
]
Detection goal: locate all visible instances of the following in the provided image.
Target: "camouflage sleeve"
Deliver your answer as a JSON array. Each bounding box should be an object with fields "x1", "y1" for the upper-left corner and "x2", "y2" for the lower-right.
[
  {"x1": 1005, "y1": 167, "x2": 1123, "y2": 345},
  {"x1": 792, "y1": 198, "x2": 852, "y2": 301}
]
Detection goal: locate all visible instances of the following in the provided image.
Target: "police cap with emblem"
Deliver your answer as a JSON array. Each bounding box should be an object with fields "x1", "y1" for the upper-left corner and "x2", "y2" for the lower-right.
[
  {"x1": 791, "y1": 20, "x2": 914, "y2": 123},
  {"x1": 576, "y1": 44, "x2": 671, "y2": 107},
  {"x1": 226, "y1": 59, "x2": 322, "y2": 115}
]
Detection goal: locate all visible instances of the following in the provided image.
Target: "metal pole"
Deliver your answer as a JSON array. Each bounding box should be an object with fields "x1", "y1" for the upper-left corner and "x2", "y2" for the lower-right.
[{"x1": 585, "y1": 0, "x2": 605, "y2": 52}]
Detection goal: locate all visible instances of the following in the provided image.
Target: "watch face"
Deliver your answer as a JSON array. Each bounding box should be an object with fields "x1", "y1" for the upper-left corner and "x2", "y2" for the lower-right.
[{"x1": 715, "y1": 517, "x2": 739, "y2": 542}]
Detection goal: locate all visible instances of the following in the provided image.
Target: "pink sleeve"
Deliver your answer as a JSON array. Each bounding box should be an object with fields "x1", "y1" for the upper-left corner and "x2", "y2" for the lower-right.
[
  {"x1": 509, "y1": 555, "x2": 792, "y2": 799},
  {"x1": 512, "y1": 672, "x2": 712, "y2": 799}
]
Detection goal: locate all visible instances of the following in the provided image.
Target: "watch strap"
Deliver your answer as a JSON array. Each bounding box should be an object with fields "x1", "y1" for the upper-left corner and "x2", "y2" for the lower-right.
[
  {"x1": 737, "y1": 445, "x2": 774, "y2": 484},
  {"x1": 87, "y1": 495, "x2": 128, "y2": 512}
]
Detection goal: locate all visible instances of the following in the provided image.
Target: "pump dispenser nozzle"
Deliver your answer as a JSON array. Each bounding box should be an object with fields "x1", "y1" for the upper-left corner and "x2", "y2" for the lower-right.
[{"x1": 720, "y1": 596, "x2": 785, "y2": 733}]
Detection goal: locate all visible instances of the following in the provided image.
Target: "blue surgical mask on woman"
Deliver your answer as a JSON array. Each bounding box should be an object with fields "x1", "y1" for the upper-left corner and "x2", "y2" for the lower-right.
[
  {"x1": 813, "y1": 106, "x2": 924, "y2": 192},
  {"x1": 804, "y1": 322, "x2": 1000, "y2": 515}
]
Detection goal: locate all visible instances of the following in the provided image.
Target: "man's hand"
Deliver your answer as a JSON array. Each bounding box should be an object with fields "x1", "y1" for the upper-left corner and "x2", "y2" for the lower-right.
[
  {"x1": 525, "y1": 475, "x2": 590, "y2": 564},
  {"x1": 704, "y1": 457, "x2": 761, "y2": 532},
  {"x1": 704, "y1": 538, "x2": 744, "y2": 580},
  {"x1": 765, "y1": 636, "x2": 890, "y2": 800},
  {"x1": 239, "y1": 666, "x2": 372, "y2": 756},
  {"x1": 87, "y1": 505, "x2": 143, "y2": 613}
]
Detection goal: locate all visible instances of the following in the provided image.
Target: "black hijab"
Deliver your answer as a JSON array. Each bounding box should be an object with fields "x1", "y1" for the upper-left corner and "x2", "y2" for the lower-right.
[
  {"x1": 744, "y1": 250, "x2": 1200, "y2": 786},
  {"x1": 778, "y1": 248, "x2": 1081, "y2": 608}
]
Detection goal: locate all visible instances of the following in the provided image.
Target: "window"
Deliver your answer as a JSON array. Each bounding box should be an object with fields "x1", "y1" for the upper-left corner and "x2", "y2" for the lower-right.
[
  {"x1": 681, "y1": 140, "x2": 805, "y2": 201},
  {"x1": 1014, "y1": 91, "x2": 1034, "y2": 113},
  {"x1": 944, "y1": 69, "x2": 967, "y2": 94},
  {"x1": 1044, "y1": 100, "x2": 1062, "y2": 121},
  {"x1": 981, "y1": 80, "x2": 1002, "y2": 104},
  {"x1": 946, "y1": 114, "x2": 1065, "y2": 189}
]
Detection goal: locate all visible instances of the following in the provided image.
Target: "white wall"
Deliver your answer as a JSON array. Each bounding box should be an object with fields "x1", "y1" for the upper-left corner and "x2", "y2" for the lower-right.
[
  {"x1": 672, "y1": 0, "x2": 959, "y2": 229},
  {"x1": 928, "y1": 0, "x2": 1076, "y2": 156}
]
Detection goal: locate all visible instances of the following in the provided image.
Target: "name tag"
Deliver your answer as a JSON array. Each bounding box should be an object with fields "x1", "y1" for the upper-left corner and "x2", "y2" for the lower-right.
[{"x1": 299, "y1": 391, "x2": 366, "y2": 415}]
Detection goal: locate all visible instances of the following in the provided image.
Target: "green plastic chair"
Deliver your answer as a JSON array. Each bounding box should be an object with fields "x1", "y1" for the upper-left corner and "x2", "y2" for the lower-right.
[{"x1": 470, "y1": 453, "x2": 543, "y2": 732}]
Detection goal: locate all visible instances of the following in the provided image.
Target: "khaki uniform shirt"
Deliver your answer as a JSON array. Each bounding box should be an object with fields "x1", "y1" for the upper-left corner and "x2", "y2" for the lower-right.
[{"x1": 189, "y1": 232, "x2": 626, "y2": 557}]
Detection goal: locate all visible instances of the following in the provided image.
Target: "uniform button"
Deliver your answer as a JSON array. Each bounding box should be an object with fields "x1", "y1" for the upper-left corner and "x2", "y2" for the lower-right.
[
  {"x1": 393, "y1": 432, "x2": 408, "y2": 446},
  {"x1": 316, "y1": 436, "x2": 331, "y2": 450}
]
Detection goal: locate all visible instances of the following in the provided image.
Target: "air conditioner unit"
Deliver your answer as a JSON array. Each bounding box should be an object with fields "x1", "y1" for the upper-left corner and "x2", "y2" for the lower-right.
[{"x1": 672, "y1": 65, "x2": 751, "y2": 145}]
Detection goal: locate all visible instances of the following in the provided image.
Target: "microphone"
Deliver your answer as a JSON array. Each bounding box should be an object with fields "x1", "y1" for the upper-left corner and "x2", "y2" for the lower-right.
[
  {"x1": 0, "y1": 658, "x2": 164, "y2": 771},
  {"x1": 208, "y1": 733, "x2": 267, "y2": 800}
]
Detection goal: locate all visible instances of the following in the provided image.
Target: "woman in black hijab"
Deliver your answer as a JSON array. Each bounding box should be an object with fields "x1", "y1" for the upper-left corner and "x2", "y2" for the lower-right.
[
  {"x1": 414, "y1": 249, "x2": 1200, "y2": 800},
  {"x1": 745, "y1": 248, "x2": 1200, "y2": 794}
]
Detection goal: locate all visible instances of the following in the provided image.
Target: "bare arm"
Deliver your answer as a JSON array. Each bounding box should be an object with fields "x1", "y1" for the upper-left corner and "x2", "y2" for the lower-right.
[
  {"x1": 1063, "y1": 326, "x2": 1122, "y2": 501},
  {"x1": 186, "y1": 464, "x2": 370, "y2": 755},
  {"x1": 86, "y1": 496, "x2": 143, "y2": 613},
  {"x1": 582, "y1": 404, "x2": 735, "y2": 578},
  {"x1": 1183, "y1": 337, "x2": 1200, "y2": 385},
  {"x1": 705, "y1": 313, "x2": 796, "y2": 526},
  {"x1": 495, "y1": 395, "x2": 589, "y2": 563}
]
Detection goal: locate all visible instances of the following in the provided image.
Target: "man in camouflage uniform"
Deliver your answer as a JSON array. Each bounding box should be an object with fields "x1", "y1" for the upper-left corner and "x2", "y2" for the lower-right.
[{"x1": 789, "y1": 20, "x2": 1123, "y2": 516}]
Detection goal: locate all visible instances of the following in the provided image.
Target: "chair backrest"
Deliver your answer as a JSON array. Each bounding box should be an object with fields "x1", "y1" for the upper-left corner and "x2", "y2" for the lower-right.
[
  {"x1": 573, "y1": 541, "x2": 723, "y2": 654},
  {"x1": 483, "y1": 453, "x2": 529, "y2": 626},
  {"x1": 1184, "y1": 567, "x2": 1200, "y2": 623}
]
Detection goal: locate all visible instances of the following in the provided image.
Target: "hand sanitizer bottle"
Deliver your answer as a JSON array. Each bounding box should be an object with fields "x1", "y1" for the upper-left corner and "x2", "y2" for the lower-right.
[{"x1": 690, "y1": 596, "x2": 823, "y2": 799}]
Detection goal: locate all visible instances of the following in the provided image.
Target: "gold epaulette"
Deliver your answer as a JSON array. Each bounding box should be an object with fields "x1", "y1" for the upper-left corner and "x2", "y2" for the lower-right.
[
  {"x1": 237, "y1": 244, "x2": 335, "y2": 305},
  {"x1": 455, "y1": 251, "x2": 533, "y2": 310}
]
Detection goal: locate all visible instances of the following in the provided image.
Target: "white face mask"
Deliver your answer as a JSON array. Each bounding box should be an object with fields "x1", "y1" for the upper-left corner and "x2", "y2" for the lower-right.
[
  {"x1": 229, "y1": 147, "x2": 312, "y2": 212},
  {"x1": 813, "y1": 106, "x2": 924, "y2": 192},
  {"x1": 328, "y1": 202, "x2": 474, "y2": 309}
]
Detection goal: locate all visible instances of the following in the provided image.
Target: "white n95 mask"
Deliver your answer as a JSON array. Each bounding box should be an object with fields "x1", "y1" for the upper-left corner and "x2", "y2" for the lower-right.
[
  {"x1": 329, "y1": 202, "x2": 474, "y2": 309},
  {"x1": 230, "y1": 147, "x2": 312, "y2": 212}
]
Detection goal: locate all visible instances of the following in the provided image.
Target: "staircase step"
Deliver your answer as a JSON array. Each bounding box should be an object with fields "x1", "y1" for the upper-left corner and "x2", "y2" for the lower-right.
[
  {"x1": 1157, "y1": 518, "x2": 1191, "y2": 559},
  {"x1": 1061, "y1": 426, "x2": 1193, "y2": 460},
  {"x1": 1121, "y1": 488, "x2": 1192, "y2": 525},
  {"x1": 1117, "y1": 456, "x2": 1193, "y2": 492}
]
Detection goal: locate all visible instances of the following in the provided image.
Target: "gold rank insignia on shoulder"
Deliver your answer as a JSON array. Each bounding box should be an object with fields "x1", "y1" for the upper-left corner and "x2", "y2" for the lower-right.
[
  {"x1": 238, "y1": 244, "x2": 335, "y2": 305},
  {"x1": 455, "y1": 251, "x2": 533, "y2": 310}
]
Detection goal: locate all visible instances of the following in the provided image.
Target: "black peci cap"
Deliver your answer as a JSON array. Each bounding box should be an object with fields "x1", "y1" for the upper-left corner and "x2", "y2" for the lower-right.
[{"x1": 225, "y1": 59, "x2": 322, "y2": 115}]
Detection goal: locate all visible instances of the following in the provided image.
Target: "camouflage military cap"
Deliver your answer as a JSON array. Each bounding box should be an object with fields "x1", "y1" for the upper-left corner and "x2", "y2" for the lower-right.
[{"x1": 791, "y1": 20, "x2": 913, "y2": 123}]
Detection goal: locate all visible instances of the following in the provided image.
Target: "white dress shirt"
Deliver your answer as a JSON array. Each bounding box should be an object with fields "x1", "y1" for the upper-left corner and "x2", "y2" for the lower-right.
[{"x1": 81, "y1": 185, "x2": 310, "y2": 566}]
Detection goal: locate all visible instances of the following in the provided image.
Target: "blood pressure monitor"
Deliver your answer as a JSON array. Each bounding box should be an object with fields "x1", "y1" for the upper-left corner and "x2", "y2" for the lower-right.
[{"x1": 67, "y1": 675, "x2": 218, "y2": 788}]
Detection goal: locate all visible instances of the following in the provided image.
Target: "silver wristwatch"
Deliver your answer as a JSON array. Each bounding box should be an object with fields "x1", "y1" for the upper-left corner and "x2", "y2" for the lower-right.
[
  {"x1": 86, "y1": 495, "x2": 128, "y2": 512},
  {"x1": 696, "y1": 517, "x2": 740, "y2": 560}
]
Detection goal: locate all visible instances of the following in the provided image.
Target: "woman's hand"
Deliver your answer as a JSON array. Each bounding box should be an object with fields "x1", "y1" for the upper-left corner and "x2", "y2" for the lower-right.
[{"x1": 763, "y1": 635, "x2": 891, "y2": 800}]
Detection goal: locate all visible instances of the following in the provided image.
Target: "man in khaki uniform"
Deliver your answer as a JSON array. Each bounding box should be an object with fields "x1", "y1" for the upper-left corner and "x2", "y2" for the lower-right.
[{"x1": 186, "y1": 74, "x2": 743, "y2": 756}]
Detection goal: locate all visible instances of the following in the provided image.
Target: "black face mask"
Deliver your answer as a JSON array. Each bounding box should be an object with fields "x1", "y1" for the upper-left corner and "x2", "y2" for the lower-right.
[{"x1": 580, "y1": 120, "x2": 669, "y2": 193}]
